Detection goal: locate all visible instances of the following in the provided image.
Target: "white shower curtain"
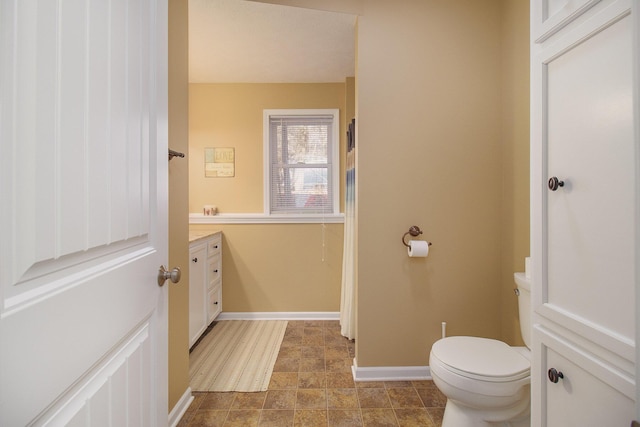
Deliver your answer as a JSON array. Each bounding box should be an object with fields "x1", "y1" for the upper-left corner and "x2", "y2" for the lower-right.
[{"x1": 340, "y1": 119, "x2": 356, "y2": 340}]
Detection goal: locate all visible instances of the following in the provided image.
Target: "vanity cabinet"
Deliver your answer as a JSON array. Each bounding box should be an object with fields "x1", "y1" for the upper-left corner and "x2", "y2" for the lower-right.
[
  {"x1": 530, "y1": 0, "x2": 637, "y2": 424},
  {"x1": 189, "y1": 231, "x2": 222, "y2": 348}
]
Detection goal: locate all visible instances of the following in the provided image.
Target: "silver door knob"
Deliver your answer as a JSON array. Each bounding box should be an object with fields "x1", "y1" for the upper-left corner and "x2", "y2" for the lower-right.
[{"x1": 157, "y1": 266, "x2": 181, "y2": 286}]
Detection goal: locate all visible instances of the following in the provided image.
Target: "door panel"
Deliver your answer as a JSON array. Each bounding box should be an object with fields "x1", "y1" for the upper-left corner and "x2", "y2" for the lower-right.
[
  {"x1": 543, "y1": 11, "x2": 634, "y2": 344},
  {"x1": 0, "y1": 0, "x2": 168, "y2": 425}
]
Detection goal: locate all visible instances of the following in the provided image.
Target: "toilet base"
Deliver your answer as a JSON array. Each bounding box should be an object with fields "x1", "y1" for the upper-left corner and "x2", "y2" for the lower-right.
[{"x1": 441, "y1": 398, "x2": 530, "y2": 427}]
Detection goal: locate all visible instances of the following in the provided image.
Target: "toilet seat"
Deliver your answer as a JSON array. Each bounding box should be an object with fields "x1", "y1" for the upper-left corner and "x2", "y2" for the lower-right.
[{"x1": 430, "y1": 336, "x2": 530, "y2": 382}]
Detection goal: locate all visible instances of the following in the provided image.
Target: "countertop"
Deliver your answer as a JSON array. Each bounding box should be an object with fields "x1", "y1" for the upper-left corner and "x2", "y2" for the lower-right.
[{"x1": 188, "y1": 229, "x2": 221, "y2": 244}]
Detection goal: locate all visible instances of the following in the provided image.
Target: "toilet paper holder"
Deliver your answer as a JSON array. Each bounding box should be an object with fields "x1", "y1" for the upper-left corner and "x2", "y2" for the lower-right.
[{"x1": 402, "y1": 226, "x2": 432, "y2": 247}]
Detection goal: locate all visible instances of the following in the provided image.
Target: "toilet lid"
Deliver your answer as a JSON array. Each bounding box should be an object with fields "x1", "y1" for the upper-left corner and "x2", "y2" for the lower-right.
[{"x1": 431, "y1": 336, "x2": 530, "y2": 382}]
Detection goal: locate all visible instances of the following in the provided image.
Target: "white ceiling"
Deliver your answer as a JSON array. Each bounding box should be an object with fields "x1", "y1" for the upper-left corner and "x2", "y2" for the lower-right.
[{"x1": 188, "y1": 0, "x2": 357, "y2": 83}]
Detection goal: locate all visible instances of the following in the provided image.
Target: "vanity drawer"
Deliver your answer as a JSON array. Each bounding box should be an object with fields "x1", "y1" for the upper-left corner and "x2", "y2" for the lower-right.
[
  {"x1": 208, "y1": 254, "x2": 221, "y2": 289},
  {"x1": 207, "y1": 234, "x2": 222, "y2": 256},
  {"x1": 207, "y1": 285, "x2": 222, "y2": 322}
]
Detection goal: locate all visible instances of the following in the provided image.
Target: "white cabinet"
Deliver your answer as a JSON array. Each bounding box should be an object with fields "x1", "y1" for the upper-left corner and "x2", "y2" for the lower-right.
[
  {"x1": 189, "y1": 232, "x2": 222, "y2": 348},
  {"x1": 530, "y1": 0, "x2": 638, "y2": 425}
]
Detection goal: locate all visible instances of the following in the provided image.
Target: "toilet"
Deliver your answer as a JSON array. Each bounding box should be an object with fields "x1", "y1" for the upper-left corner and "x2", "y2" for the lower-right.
[{"x1": 429, "y1": 272, "x2": 531, "y2": 427}]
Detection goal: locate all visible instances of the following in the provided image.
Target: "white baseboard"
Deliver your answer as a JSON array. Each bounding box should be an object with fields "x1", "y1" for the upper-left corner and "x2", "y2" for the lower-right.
[
  {"x1": 351, "y1": 358, "x2": 431, "y2": 382},
  {"x1": 217, "y1": 311, "x2": 340, "y2": 321},
  {"x1": 168, "y1": 387, "x2": 194, "y2": 427}
]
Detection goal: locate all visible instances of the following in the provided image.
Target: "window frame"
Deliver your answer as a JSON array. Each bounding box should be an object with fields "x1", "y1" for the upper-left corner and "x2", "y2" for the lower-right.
[{"x1": 263, "y1": 109, "x2": 340, "y2": 218}]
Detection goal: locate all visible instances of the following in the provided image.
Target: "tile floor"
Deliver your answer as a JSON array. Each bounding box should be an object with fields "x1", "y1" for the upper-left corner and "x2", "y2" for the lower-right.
[{"x1": 179, "y1": 320, "x2": 446, "y2": 426}]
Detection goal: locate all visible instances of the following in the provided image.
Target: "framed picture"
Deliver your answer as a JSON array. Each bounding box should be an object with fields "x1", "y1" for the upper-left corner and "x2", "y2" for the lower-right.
[{"x1": 205, "y1": 147, "x2": 235, "y2": 177}]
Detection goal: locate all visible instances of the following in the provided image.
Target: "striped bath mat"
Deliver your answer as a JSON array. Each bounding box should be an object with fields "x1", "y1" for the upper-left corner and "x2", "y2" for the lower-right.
[{"x1": 189, "y1": 320, "x2": 288, "y2": 392}]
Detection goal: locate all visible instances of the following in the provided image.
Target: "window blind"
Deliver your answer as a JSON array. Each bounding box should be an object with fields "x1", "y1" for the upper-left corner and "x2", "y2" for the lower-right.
[{"x1": 268, "y1": 114, "x2": 334, "y2": 214}]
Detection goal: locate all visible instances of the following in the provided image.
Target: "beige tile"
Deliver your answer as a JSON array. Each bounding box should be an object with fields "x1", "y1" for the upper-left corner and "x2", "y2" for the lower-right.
[
  {"x1": 299, "y1": 358, "x2": 325, "y2": 372},
  {"x1": 387, "y1": 388, "x2": 424, "y2": 409},
  {"x1": 293, "y1": 409, "x2": 328, "y2": 427},
  {"x1": 298, "y1": 372, "x2": 326, "y2": 389},
  {"x1": 287, "y1": 320, "x2": 306, "y2": 329},
  {"x1": 269, "y1": 372, "x2": 299, "y2": 390},
  {"x1": 416, "y1": 387, "x2": 447, "y2": 408},
  {"x1": 277, "y1": 346, "x2": 302, "y2": 359},
  {"x1": 302, "y1": 335, "x2": 324, "y2": 346},
  {"x1": 324, "y1": 345, "x2": 349, "y2": 359},
  {"x1": 301, "y1": 346, "x2": 325, "y2": 358},
  {"x1": 410, "y1": 380, "x2": 435, "y2": 388},
  {"x1": 358, "y1": 388, "x2": 391, "y2": 408},
  {"x1": 224, "y1": 409, "x2": 261, "y2": 427},
  {"x1": 326, "y1": 372, "x2": 355, "y2": 388},
  {"x1": 394, "y1": 409, "x2": 435, "y2": 427},
  {"x1": 296, "y1": 389, "x2": 327, "y2": 409},
  {"x1": 200, "y1": 392, "x2": 236, "y2": 410},
  {"x1": 188, "y1": 392, "x2": 207, "y2": 411},
  {"x1": 303, "y1": 327, "x2": 323, "y2": 336},
  {"x1": 426, "y1": 407, "x2": 445, "y2": 425},
  {"x1": 356, "y1": 381, "x2": 385, "y2": 388},
  {"x1": 274, "y1": 358, "x2": 301, "y2": 372},
  {"x1": 324, "y1": 334, "x2": 349, "y2": 345},
  {"x1": 258, "y1": 410, "x2": 294, "y2": 427},
  {"x1": 304, "y1": 320, "x2": 325, "y2": 328},
  {"x1": 323, "y1": 327, "x2": 343, "y2": 336},
  {"x1": 384, "y1": 381, "x2": 413, "y2": 388},
  {"x1": 284, "y1": 328, "x2": 303, "y2": 339},
  {"x1": 263, "y1": 390, "x2": 297, "y2": 410},
  {"x1": 230, "y1": 392, "x2": 266, "y2": 410},
  {"x1": 327, "y1": 388, "x2": 359, "y2": 409},
  {"x1": 186, "y1": 410, "x2": 228, "y2": 427},
  {"x1": 361, "y1": 408, "x2": 399, "y2": 427},
  {"x1": 327, "y1": 409, "x2": 363, "y2": 427},
  {"x1": 325, "y1": 358, "x2": 352, "y2": 373}
]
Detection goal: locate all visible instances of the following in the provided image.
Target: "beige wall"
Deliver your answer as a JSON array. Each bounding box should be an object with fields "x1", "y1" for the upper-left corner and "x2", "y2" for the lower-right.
[
  {"x1": 179, "y1": 0, "x2": 530, "y2": 375},
  {"x1": 189, "y1": 83, "x2": 352, "y2": 312},
  {"x1": 499, "y1": 0, "x2": 530, "y2": 346},
  {"x1": 189, "y1": 83, "x2": 349, "y2": 214},
  {"x1": 168, "y1": 0, "x2": 190, "y2": 412},
  {"x1": 355, "y1": 0, "x2": 506, "y2": 367}
]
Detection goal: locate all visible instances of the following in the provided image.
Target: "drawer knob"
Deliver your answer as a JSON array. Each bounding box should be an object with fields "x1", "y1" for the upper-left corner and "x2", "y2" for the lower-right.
[
  {"x1": 192, "y1": 257, "x2": 198, "y2": 263},
  {"x1": 548, "y1": 176, "x2": 564, "y2": 191},
  {"x1": 548, "y1": 368, "x2": 564, "y2": 383},
  {"x1": 213, "y1": 245, "x2": 219, "y2": 249}
]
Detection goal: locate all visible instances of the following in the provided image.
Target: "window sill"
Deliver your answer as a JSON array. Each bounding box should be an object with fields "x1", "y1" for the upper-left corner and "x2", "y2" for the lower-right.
[{"x1": 189, "y1": 213, "x2": 345, "y2": 224}]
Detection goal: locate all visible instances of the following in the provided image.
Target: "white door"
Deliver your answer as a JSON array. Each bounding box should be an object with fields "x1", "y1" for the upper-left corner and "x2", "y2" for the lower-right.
[
  {"x1": 0, "y1": 0, "x2": 169, "y2": 426},
  {"x1": 530, "y1": 0, "x2": 637, "y2": 425}
]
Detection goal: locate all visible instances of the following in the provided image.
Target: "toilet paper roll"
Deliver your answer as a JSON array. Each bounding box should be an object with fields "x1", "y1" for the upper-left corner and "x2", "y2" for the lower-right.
[{"x1": 408, "y1": 240, "x2": 429, "y2": 258}]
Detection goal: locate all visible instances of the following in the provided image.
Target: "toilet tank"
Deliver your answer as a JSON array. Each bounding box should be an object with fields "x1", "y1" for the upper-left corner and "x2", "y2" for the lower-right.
[{"x1": 514, "y1": 272, "x2": 531, "y2": 348}]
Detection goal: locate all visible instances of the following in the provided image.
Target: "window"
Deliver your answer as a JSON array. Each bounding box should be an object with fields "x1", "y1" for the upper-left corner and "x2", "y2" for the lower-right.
[{"x1": 264, "y1": 109, "x2": 339, "y2": 216}]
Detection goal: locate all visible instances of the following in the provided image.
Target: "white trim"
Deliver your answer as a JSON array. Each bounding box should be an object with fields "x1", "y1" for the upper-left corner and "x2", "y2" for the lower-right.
[
  {"x1": 189, "y1": 213, "x2": 344, "y2": 224},
  {"x1": 217, "y1": 311, "x2": 340, "y2": 321},
  {"x1": 168, "y1": 387, "x2": 194, "y2": 427},
  {"x1": 351, "y1": 358, "x2": 432, "y2": 382}
]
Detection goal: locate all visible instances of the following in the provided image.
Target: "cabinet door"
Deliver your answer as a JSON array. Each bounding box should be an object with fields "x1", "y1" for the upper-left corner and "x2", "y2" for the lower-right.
[
  {"x1": 536, "y1": 327, "x2": 634, "y2": 426},
  {"x1": 535, "y1": 0, "x2": 634, "y2": 357},
  {"x1": 531, "y1": 1, "x2": 638, "y2": 425},
  {"x1": 189, "y1": 243, "x2": 207, "y2": 348}
]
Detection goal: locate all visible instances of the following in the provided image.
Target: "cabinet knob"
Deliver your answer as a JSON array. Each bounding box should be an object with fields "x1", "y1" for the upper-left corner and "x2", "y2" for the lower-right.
[
  {"x1": 214, "y1": 245, "x2": 219, "y2": 249},
  {"x1": 213, "y1": 269, "x2": 219, "y2": 273},
  {"x1": 192, "y1": 257, "x2": 198, "y2": 263},
  {"x1": 548, "y1": 176, "x2": 565, "y2": 191},
  {"x1": 214, "y1": 301, "x2": 218, "y2": 305},
  {"x1": 548, "y1": 368, "x2": 564, "y2": 383}
]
